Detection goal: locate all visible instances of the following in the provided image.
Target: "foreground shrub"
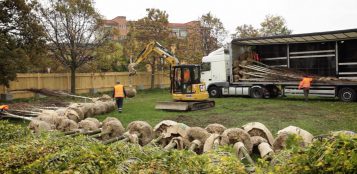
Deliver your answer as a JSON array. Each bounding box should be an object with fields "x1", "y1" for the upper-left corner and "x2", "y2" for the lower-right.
[
  {"x1": 256, "y1": 133, "x2": 357, "y2": 174},
  {"x1": 0, "y1": 120, "x2": 30, "y2": 144},
  {"x1": 129, "y1": 148, "x2": 247, "y2": 174},
  {"x1": 0, "y1": 133, "x2": 87, "y2": 173}
]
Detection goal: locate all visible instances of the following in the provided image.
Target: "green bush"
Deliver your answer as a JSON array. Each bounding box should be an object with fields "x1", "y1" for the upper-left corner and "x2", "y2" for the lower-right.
[
  {"x1": 128, "y1": 148, "x2": 247, "y2": 174},
  {"x1": 0, "y1": 121, "x2": 355, "y2": 174},
  {"x1": 0, "y1": 120, "x2": 30, "y2": 144},
  {"x1": 0, "y1": 133, "x2": 84, "y2": 173},
  {"x1": 256, "y1": 134, "x2": 357, "y2": 174},
  {"x1": 20, "y1": 139, "x2": 141, "y2": 174}
]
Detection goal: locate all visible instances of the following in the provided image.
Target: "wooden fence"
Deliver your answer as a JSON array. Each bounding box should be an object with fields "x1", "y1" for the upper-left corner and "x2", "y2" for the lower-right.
[{"x1": 0, "y1": 72, "x2": 170, "y2": 99}]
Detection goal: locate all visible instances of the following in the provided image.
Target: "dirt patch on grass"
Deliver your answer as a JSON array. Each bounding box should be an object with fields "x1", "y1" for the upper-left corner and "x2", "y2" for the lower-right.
[
  {"x1": 8, "y1": 97, "x2": 70, "y2": 110},
  {"x1": 170, "y1": 114, "x2": 235, "y2": 127}
]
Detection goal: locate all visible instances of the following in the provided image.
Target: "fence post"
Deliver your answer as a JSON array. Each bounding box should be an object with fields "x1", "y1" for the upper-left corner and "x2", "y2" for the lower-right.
[
  {"x1": 67, "y1": 73, "x2": 70, "y2": 92},
  {"x1": 91, "y1": 73, "x2": 94, "y2": 89},
  {"x1": 37, "y1": 73, "x2": 41, "y2": 89}
]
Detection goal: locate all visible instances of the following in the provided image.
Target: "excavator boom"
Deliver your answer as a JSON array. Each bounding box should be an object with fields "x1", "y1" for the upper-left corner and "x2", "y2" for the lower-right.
[
  {"x1": 128, "y1": 41, "x2": 214, "y2": 111},
  {"x1": 128, "y1": 41, "x2": 179, "y2": 76}
]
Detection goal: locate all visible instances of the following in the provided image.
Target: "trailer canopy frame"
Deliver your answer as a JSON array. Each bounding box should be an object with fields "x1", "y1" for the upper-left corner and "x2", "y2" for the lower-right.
[{"x1": 232, "y1": 28, "x2": 357, "y2": 45}]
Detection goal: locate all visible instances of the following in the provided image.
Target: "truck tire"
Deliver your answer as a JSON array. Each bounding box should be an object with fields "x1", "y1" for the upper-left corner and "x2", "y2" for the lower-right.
[
  {"x1": 208, "y1": 86, "x2": 221, "y2": 98},
  {"x1": 250, "y1": 86, "x2": 264, "y2": 99},
  {"x1": 338, "y1": 87, "x2": 356, "y2": 102},
  {"x1": 267, "y1": 85, "x2": 280, "y2": 98}
]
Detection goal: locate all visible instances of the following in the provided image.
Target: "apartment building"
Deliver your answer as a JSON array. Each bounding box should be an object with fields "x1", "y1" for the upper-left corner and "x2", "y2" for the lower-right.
[
  {"x1": 103, "y1": 16, "x2": 200, "y2": 41},
  {"x1": 103, "y1": 16, "x2": 129, "y2": 41}
]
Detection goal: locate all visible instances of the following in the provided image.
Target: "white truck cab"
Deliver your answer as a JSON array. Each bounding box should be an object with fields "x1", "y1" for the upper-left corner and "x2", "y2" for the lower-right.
[{"x1": 201, "y1": 48, "x2": 230, "y2": 91}]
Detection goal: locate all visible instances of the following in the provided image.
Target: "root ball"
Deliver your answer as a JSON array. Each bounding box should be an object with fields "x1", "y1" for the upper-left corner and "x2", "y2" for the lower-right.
[
  {"x1": 101, "y1": 119, "x2": 125, "y2": 141},
  {"x1": 28, "y1": 119, "x2": 54, "y2": 133},
  {"x1": 57, "y1": 119, "x2": 79, "y2": 132},
  {"x1": 242, "y1": 122, "x2": 274, "y2": 145},
  {"x1": 221, "y1": 128, "x2": 253, "y2": 153},
  {"x1": 127, "y1": 121, "x2": 153, "y2": 146},
  {"x1": 205, "y1": 123, "x2": 226, "y2": 134}
]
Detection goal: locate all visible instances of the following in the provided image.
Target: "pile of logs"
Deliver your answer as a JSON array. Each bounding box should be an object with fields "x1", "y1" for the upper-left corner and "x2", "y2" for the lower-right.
[
  {"x1": 66, "y1": 119, "x2": 336, "y2": 172},
  {"x1": 232, "y1": 52, "x2": 353, "y2": 83},
  {"x1": 12, "y1": 87, "x2": 137, "y2": 100},
  {"x1": 0, "y1": 94, "x2": 116, "y2": 133},
  {"x1": 74, "y1": 120, "x2": 316, "y2": 164}
]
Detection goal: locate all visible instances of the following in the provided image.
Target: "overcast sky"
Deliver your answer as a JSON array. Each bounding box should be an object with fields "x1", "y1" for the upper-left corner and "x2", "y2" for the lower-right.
[{"x1": 95, "y1": 0, "x2": 357, "y2": 36}]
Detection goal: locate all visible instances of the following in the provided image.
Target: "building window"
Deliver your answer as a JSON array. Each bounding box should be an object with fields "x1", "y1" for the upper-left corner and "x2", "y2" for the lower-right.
[
  {"x1": 119, "y1": 35, "x2": 127, "y2": 40},
  {"x1": 180, "y1": 30, "x2": 187, "y2": 37},
  {"x1": 172, "y1": 29, "x2": 180, "y2": 37}
]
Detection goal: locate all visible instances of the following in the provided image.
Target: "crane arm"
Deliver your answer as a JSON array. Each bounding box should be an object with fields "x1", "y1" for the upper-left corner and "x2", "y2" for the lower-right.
[{"x1": 128, "y1": 41, "x2": 179, "y2": 75}]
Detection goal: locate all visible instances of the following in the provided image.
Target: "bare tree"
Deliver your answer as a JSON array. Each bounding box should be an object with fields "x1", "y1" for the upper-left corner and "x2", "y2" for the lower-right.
[{"x1": 38, "y1": 0, "x2": 107, "y2": 94}]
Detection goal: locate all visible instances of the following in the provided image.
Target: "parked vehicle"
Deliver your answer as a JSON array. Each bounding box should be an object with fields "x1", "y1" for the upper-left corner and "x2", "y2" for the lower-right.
[{"x1": 201, "y1": 29, "x2": 357, "y2": 101}]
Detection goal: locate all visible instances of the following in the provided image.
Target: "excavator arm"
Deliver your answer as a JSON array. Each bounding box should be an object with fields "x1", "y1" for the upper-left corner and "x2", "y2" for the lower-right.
[{"x1": 128, "y1": 41, "x2": 179, "y2": 75}]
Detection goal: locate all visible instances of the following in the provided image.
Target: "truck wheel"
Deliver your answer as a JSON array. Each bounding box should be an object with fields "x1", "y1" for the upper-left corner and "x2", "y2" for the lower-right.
[
  {"x1": 338, "y1": 87, "x2": 356, "y2": 102},
  {"x1": 268, "y1": 85, "x2": 281, "y2": 98},
  {"x1": 208, "y1": 86, "x2": 221, "y2": 98},
  {"x1": 250, "y1": 86, "x2": 264, "y2": 99}
]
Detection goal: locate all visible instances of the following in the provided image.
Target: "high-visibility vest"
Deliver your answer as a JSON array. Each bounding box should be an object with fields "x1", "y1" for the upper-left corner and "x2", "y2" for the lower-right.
[
  {"x1": 0, "y1": 105, "x2": 9, "y2": 111},
  {"x1": 298, "y1": 77, "x2": 313, "y2": 89},
  {"x1": 183, "y1": 70, "x2": 190, "y2": 82},
  {"x1": 114, "y1": 84, "x2": 124, "y2": 98}
]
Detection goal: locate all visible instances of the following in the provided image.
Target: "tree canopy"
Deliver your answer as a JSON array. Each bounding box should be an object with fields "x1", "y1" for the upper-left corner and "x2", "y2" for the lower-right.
[
  {"x1": 232, "y1": 24, "x2": 260, "y2": 39},
  {"x1": 81, "y1": 41, "x2": 125, "y2": 72},
  {"x1": 232, "y1": 14, "x2": 292, "y2": 38},
  {"x1": 124, "y1": 8, "x2": 173, "y2": 88},
  {"x1": 0, "y1": 0, "x2": 46, "y2": 87},
  {"x1": 200, "y1": 12, "x2": 227, "y2": 55},
  {"x1": 260, "y1": 15, "x2": 292, "y2": 36}
]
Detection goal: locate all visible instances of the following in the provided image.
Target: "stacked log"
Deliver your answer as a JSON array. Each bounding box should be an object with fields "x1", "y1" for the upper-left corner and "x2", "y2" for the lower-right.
[{"x1": 232, "y1": 51, "x2": 355, "y2": 83}]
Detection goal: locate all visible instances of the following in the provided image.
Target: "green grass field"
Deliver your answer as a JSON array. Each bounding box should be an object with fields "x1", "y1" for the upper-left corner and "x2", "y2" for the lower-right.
[{"x1": 97, "y1": 89, "x2": 357, "y2": 135}]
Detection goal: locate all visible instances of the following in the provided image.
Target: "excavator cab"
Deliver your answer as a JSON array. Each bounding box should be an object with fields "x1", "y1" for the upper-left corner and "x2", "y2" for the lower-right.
[
  {"x1": 171, "y1": 65, "x2": 208, "y2": 101},
  {"x1": 155, "y1": 65, "x2": 215, "y2": 111}
]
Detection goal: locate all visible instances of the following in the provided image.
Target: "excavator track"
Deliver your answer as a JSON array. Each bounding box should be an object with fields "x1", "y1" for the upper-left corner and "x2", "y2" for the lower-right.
[{"x1": 155, "y1": 100, "x2": 215, "y2": 111}]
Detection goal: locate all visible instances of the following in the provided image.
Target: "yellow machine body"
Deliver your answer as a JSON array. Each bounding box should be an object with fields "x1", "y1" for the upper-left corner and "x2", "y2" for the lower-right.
[
  {"x1": 129, "y1": 41, "x2": 215, "y2": 111},
  {"x1": 172, "y1": 84, "x2": 209, "y2": 101}
]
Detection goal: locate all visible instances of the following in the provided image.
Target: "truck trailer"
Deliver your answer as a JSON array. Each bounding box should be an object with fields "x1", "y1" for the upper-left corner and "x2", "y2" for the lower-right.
[{"x1": 201, "y1": 28, "x2": 357, "y2": 102}]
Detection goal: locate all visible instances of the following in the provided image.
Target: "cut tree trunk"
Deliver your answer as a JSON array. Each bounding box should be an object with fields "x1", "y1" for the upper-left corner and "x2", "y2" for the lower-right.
[{"x1": 150, "y1": 59, "x2": 156, "y2": 89}]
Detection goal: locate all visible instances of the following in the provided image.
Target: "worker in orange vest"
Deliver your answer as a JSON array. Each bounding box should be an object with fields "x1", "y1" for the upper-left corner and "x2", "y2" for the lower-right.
[
  {"x1": 113, "y1": 81, "x2": 126, "y2": 113},
  {"x1": 298, "y1": 75, "x2": 313, "y2": 101},
  {"x1": 0, "y1": 105, "x2": 9, "y2": 112},
  {"x1": 183, "y1": 69, "x2": 191, "y2": 83}
]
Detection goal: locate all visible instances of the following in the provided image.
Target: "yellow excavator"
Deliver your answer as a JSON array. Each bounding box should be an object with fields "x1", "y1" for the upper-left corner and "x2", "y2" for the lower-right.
[{"x1": 128, "y1": 41, "x2": 215, "y2": 111}]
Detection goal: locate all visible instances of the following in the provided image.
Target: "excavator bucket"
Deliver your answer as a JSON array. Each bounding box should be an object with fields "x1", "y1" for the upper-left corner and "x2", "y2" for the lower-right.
[
  {"x1": 155, "y1": 100, "x2": 215, "y2": 111},
  {"x1": 155, "y1": 102, "x2": 190, "y2": 111}
]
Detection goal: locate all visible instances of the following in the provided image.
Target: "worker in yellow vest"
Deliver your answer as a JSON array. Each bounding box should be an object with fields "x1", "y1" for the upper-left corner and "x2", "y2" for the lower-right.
[
  {"x1": 298, "y1": 75, "x2": 313, "y2": 101},
  {"x1": 113, "y1": 81, "x2": 126, "y2": 113}
]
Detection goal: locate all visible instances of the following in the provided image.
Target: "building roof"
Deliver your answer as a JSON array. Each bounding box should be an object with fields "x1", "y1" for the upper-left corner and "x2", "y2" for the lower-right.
[
  {"x1": 232, "y1": 28, "x2": 357, "y2": 45},
  {"x1": 168, "y1": 21, "x2": 200, "y2": 28},
  {"x1": 103, "y1": 20, "x2": 117, "y2": 26}
]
